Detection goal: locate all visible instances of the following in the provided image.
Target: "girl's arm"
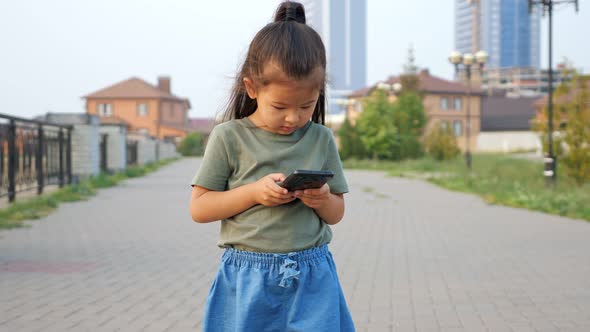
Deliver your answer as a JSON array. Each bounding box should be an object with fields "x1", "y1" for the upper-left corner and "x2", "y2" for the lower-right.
[
  {"x1": 294, "y1": 185, "x2": 345, "y2": 225},
  {"x1": 312, "y1": 193, "x2": 345, "y2": 225},
  {"x1": 190, "y1": 173, "x2": 296, "y2": 223}
]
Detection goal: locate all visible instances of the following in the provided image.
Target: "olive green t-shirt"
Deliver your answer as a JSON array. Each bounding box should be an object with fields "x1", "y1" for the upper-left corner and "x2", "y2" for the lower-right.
[{"x1": 191, "y1": 117, "x2": 348, "y2": 253}]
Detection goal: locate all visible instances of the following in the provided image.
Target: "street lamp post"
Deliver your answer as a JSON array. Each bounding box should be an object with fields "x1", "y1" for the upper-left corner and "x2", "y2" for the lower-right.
[
  {"x1": 528, "y1": 0, "x2": 579, "y2": 187},
  {"x1": 449, "y1": 50, "x2": 488, "y2": 170}
]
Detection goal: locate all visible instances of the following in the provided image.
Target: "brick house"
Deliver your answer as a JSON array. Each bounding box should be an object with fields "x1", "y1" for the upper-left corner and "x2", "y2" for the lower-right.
[
  {"x1": 83, "y1": 76, "x2": 191, "y2": 142},
  {"x1": 188, "y1": 118, "x2": 216, "y2": 144},
  {"x1": 346, "y1": 69, "x2": 484, "y2": 153}
]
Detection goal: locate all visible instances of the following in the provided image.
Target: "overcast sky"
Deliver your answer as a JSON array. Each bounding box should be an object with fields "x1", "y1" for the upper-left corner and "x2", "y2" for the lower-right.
[{"x1": 1, "y1": 0, "x2": 588, "y2": 119}]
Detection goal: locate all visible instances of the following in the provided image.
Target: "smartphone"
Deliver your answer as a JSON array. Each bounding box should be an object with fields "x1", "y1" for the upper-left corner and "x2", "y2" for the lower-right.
[{"x1": 276, "y1": 170, "x2": 334, "y2": 192}]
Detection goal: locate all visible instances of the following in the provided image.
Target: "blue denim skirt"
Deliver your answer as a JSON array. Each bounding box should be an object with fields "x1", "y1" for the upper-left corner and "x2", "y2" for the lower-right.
[{"x1": 203, "y1": 244, "x2": 355, "y2": 331}]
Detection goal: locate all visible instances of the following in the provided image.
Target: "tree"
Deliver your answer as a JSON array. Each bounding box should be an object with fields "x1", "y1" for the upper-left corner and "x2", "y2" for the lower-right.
[
  {"x1": 401, "y1": 44, "x2": 421, "y2": 93},
  {"x1": 532, "y1": 71, "x2": 590, "y2": 185},
  {"x1": 178, "y1": 132, "x2": 205, "y2": 156},
  {"x1": 403, "y1": 44, "x2": 418, "y2": 74},
  {"x1": 560, "y1": 75, "x2": 590, "y2": 185},
  {"x1": 337, "y1": 117, "x2": 366, "y2": 159},
  {"x1": 356, "y1": 90, "x2": 400, "y2": 160},
  {"x1": 392, "y1": 92, "x2": 426, "y2": 159}
]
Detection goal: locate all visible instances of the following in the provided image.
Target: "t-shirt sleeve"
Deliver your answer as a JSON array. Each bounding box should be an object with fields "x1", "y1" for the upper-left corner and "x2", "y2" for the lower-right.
[
  {"x1": 190, "y1": 126, "x2": 232, "y2": 191},
  {"x1": 324, "y1": 130, "x2": 349, "y2": 194}
]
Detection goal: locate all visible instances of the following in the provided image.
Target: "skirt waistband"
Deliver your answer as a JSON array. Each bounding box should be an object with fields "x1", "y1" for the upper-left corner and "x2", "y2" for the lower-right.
[{"x1": 222, "y1": 244, "x2": 329, "y2": 267}]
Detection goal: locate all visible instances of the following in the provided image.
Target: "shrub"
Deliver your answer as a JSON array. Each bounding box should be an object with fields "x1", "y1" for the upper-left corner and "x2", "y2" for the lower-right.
[
  {"x1": 423, "y1": 125, "x2": 460, "y2": 160},
  {"x1": 178, "y1": 132, "x2": 205, "y2": 156}
]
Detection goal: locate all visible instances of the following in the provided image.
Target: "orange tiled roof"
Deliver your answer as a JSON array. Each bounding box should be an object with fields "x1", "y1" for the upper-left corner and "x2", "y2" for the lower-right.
[
  {"x1": 349, "y1": 69, "x2": 484, "y2": 98},
  {"x1": 83, "y1": 77, "x2": 190, "y2": 105}
]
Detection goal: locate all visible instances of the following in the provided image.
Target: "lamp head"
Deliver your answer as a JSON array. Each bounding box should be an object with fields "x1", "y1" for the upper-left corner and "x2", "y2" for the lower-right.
[
  {"x1": 463, "y1": 53, "x2": 475, "y2": 66},
  {"x1": 475, "y1": 50, "x2": 488, "y2": 64},
  {"x1": 449, "y1": 51, "x2": 463, "y2": 65}
]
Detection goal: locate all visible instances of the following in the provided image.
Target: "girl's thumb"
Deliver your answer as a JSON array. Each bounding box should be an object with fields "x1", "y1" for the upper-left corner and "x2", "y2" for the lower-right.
[{"x1": 270, "y1": 173, "x2": 286, "y2": 181}]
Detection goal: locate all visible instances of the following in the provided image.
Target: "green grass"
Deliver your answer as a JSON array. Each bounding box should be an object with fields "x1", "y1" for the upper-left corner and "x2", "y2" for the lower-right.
[
  {"x1": 0, "y1": 158, "x2": 179, "y2": 229},
  {"x1": 344, "y1": 154, "x2": 590, "y2": 222}
]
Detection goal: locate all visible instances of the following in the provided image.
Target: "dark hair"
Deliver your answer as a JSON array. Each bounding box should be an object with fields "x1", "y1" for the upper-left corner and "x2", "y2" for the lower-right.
[{"x1": 221, "y1": 1, "x2": 327, "y2": 124}]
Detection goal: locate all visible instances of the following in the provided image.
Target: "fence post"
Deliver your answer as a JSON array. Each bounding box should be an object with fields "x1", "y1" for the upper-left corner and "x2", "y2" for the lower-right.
[
  {"x1": 67, "y1": 128, "x2": 72, "y2": 184},
  {"x1": 37, "y1": 124, "x2": 44, "y2": 195},
  {"x1": 100, "y1": 134, "x2": 108, "y2": 173},
  {"x1": 58, "y1": 129, "x2": 64, "y2": 187},
  {"x1": 7, "y1": 120, "x2": 16, "y2": 202},
  {"x1": 155, "y1": 140, "x2": 159, "y2": 161}
]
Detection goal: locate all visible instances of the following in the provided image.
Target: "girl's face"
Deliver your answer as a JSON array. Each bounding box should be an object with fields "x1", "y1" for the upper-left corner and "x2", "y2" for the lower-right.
[{"x1": 244, "y1": 67, "x2": 322, "y2": 135}]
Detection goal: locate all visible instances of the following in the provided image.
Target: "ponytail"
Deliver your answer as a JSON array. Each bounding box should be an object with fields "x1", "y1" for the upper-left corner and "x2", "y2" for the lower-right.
[{"x1": 221, "y1": 1, "x2": 327, "y2": 125}]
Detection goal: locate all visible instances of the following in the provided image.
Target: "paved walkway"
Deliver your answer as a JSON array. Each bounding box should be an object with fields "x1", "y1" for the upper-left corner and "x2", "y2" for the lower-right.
[{"x1": 1, "y1": 157, "x2": 589, "y2": 332}]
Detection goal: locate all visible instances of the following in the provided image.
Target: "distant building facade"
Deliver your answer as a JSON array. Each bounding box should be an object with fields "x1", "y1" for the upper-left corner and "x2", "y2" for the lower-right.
[
  {"x1": 478, "y1": 93, "x2": 541, "y2": 153},
  {"x1": 482, "y1": 66, "x2": 574, "y2": 96},
  {"x1": 301, "y1": 0, "x2": 367, "y2": 113},
  {"x1": 188, "y1": 118, "x2": 216, "y2": 143},
  {"x1": 455, "y1": 0, "x2": 541, "y2": 69},
  {"x1": 347, "y1": 69, "x2": 484, "y2": 153},
  {"x1": 84, "y1": 76, "x2": 191, "y2": 142}
]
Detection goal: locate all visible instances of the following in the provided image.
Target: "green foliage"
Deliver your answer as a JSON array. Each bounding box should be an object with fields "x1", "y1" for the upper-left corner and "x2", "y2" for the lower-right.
[
  {"x1": 355, "y1": 90, "x2": 400, "y2": 160},
  {"x1": 337, "y1": 117, "x2": 367, "y2": 159},
  {"x1": 560, "y1": 76, "x2": 590, "y2": 185},
  {"x1": 423, "y1": 124, "x2": 460, "y2": 161},
  {"x1": 533, "y1": 71, "x2": 590, "y2": 185},
  {"x1": 349, "y1": 88, "x2": 427, "y2": 161},
  {"x1": 531, "y1": 82, "x2": 567, "y2": 157},
  {"x1": 393, "y1": 92, "x2": 426, "y2": 159},
  {"x1": 125, "y1": 166, "x2": 147, "y2": 178},
  {"x1": 343, "y1": 154, "x2": 590, "y2": 222},
  {"x1": 400, "y1": 74, "x2": 420, "y2": 93},
  {"x1": 178, "y1": 132, "x2": 205, "y2": 156},
  {"x1": 403, "y1": 44, "x2": 419, "y2": 74}
]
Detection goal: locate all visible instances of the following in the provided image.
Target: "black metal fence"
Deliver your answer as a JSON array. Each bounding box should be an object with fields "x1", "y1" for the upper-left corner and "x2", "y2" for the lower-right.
[
  {"x1": 126, "y1": 140, "x2": 138, "y2": 166},
  {"x1": 0, "y1": 113, "x2": 73, "y2": 202},
  {"x1": 99, "y1": 134, "x2": 108, "y2": 173}
]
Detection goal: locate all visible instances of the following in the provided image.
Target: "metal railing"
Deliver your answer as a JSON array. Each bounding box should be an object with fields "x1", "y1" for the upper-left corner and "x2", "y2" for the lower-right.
[
  {"x1": 99, "y1": 134, "x2": 108, "y2": 173},
  {"x1": 126, "y1": 140, "x2": 138, "y2": 166},
  {"x1": 0, "y1": 113, "x2": 73, "y2": 202}
]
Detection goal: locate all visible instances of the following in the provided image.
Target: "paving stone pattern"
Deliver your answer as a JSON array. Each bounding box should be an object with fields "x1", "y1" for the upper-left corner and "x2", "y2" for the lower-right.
[{"x1": 1, "y1": 158, "x2": 589, "y2": 332}]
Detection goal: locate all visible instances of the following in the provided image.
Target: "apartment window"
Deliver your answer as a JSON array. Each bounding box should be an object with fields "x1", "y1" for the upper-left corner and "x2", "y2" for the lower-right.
[
  {"x1": 97, "y1": 103, "x2": 112, "y2": 117},
  {"x1": 440, "y1": 97, "x2": 449, "y2": 111},
  {"x1": 453, "y1": 97, "x2": 462, "y2": 111},
  {"x1": 440, "y1": 120, "x2": 449, "y2": 132},
  {"x1": 454, "y1": 120, "x2": 462, "y2": 137},
  {"x1": 137, "y1": 103, "x2": 148, "y2": 117}
]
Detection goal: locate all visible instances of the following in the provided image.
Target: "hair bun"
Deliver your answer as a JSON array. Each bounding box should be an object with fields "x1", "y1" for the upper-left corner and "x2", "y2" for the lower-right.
[{"x1": 274, "y1": 1, "x2": 306, "y2": 24}]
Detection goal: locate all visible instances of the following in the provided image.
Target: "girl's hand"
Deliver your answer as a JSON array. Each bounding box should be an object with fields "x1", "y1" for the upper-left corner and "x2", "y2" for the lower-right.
[
  {"x1": 252, "y1": 173, "x2": 296, "y2": 207},
  {"x1": 293, "y1": 183, "x2": 331, "y2": 209}
]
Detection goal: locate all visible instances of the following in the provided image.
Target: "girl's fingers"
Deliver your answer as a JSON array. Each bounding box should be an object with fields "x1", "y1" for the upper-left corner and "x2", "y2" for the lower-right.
[
  {"x1": 303, "y1": 185, "x2": 329, "y2": 196},
  {"x1": 264, "y1": 185, "x2": 293, "y2": 200},
  {"x1": 267, "y1": 196, "x2": 296, "y2": 206},
  {"x1": 266, "y1": 179, "x2": 289, "y2": 195},
  {"x1": 268, "y1": 173, "x2": 286, "y2": 183}
]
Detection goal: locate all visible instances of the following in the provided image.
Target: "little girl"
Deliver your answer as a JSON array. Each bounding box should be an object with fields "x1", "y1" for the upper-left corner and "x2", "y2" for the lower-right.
[{"x1": 190, "y1": 1, "x2": 355, "y2": 330}]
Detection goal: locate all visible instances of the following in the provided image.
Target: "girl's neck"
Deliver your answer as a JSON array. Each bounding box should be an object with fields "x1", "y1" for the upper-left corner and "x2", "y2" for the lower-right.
[{"x1": 246, "y1": 111, "x2": 265, "y2": 129}]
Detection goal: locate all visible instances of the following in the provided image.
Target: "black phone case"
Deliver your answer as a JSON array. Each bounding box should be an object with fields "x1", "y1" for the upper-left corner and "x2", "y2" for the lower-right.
[{"x1": 277, "y1": 170, "x2": 334, "y2": 191}]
